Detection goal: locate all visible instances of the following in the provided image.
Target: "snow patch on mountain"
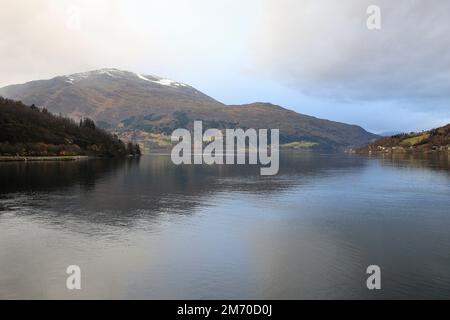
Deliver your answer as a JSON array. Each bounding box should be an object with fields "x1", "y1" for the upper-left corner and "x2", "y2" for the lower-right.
[
  {"x1": 66, "y1": 68, "x2": 126, "y2": 82},
  {"x1": 152, "y1": 78, "x2": 185, "y2": 87},
  {"x1": 135, "y1": 73, "x2": 188, "y2": 88},
  {"x1": 65, "y1": 77, "x2": 75, "y2": 84},
  {"x1": 136, "y1": 73, "x2": 151, "y2": 82}
]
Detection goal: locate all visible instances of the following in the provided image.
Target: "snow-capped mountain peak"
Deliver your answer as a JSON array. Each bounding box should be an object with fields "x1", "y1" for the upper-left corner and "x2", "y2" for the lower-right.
[
  {"x1": 62, "y1": 68, "x2": 189, "y2": 89},
  {"x1": 64, "y1": 68, "x2": 130, "y2": 82}
]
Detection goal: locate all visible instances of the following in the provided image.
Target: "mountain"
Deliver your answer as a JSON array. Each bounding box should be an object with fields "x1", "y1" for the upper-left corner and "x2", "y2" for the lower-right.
[
  {"x1": 225, "y1": 103, "x2": 377, "y2": 148},
  {"x1": 378, "y1": 131, "x2": 405, "y2": 137},
  {"x1": 0, "y1": 68, "x2": 379, "y2": 151},
  {"x1": 0, "y1": 69, "x2": 225, "y2": 125},
  {"x1": 355, "y1": 124, "x2": 450, "y2": 153},
  {"x1": 0, "y1": 97, "x2": 140, "y2": 157}
]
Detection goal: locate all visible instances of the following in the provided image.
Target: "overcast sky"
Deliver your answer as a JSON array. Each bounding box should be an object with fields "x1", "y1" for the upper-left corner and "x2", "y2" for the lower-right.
[{"x1": 1, "y1": 0, "x2": 449, "y2": 133}]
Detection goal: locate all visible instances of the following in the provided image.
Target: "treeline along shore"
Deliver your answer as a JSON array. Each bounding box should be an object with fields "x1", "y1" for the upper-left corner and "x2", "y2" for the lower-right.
[{"x1": 0, "y1": 155, "x2": 89, "y2": 162}]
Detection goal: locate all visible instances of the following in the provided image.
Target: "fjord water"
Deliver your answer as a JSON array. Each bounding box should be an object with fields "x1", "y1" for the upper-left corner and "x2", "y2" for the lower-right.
[{"x1": 0, "y1": 153, "x2": 449, "y2": 299}]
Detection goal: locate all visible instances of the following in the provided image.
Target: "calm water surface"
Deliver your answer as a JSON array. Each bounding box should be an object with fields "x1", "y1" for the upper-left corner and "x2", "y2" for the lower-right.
[{"x1": 0, "y1": 152, "x2": 449, "y2": 299}]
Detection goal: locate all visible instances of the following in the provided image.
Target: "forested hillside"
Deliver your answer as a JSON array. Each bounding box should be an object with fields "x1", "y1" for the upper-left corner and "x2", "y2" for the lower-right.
[{"x1": 0, "y1": 97, "x2": 140, "y2": 157}]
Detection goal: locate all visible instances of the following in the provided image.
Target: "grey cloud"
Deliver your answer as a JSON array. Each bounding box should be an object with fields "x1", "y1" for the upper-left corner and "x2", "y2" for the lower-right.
[{"x1": 252, "y1": 0, "x2": 450, "y2": 111}]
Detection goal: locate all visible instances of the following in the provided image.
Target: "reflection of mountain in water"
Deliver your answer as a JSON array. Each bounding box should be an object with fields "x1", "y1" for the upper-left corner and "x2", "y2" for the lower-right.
[
  {"x1": 0, "y1": 153, "x2": 369, "y2": 228},
  {"x1": 368, "y1": 152, "x2": 450, "y2": 174},
  {"x1": 0, "y1": 158, "x2": 131, "y2": 193},
  {"x1": 1, "y1": 152, "x2": 447, "y2": 231}
]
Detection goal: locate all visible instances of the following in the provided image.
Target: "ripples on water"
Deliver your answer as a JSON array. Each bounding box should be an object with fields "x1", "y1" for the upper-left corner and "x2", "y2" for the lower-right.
[{"x1": 0, "y1": 152, "x2": 449, "y2": 299}]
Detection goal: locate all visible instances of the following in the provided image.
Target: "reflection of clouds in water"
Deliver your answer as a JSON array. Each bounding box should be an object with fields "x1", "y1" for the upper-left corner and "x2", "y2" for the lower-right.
[
  {"x1": 246, "y1": 157, "x2": 450, "y2": 299},
  {"x1": 0, "y1": 216, "x2": 155, "y2": 299},
  {"x1": 0, "y1": 153, "x2": 449, "y2": 299}
]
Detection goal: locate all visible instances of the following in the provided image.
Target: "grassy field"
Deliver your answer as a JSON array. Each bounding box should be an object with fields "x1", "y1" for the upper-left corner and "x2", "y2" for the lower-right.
[
  {"x1": 401, "y1": 133, "x2": 430, "y2": 146},
  {"x1": 280, "y1": 141, "x2": 318, "y2": 149}
]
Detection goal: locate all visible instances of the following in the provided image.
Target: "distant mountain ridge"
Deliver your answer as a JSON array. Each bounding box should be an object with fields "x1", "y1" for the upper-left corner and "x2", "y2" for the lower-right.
[
  {"x1": 0, "y1": 68, "x2": 379, "y2": 151},
  {"x1": 378, "y1": 131, "x2": 405, "y2": 137}
]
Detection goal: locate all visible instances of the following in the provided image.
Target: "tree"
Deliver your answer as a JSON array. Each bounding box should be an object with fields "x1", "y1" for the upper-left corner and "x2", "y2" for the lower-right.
[{"x1": 80, "y1": 118, "x2": 96, "y2": 130}]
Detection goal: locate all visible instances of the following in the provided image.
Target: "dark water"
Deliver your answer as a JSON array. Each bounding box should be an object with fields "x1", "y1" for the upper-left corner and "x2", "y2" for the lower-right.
[{"x1": 0, "y1": 152, "x2": 449, "y2": 299}]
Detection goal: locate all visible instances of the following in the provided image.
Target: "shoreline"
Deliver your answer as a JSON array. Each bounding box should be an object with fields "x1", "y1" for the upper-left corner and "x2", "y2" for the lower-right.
[
  {"x1": 0, "y1": 155, "x2": 90, "y2": 162},
  {"x1": 351, "y1": 149, "x2": 450, "y2": 155}
]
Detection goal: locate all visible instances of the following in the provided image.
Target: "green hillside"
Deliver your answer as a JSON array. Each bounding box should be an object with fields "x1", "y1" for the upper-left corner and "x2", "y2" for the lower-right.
[{"x1": 355, "y1": 124, "x2": 450, "y2": 153}]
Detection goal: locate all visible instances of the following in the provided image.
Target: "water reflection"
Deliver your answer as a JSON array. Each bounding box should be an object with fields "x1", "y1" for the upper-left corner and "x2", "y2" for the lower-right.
[
  {"x1": 369, "y1": 152, "x2": 450, "y2": 173},
  {"x1": 0, "y1": 158, "x2": 132, "y2": 193},
  {"x1": 0, "y1": 152, "x2": 449, "y2": 299},
  {"x1": 0, "y1": 153, "x2": 368, "y2": 228}
]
